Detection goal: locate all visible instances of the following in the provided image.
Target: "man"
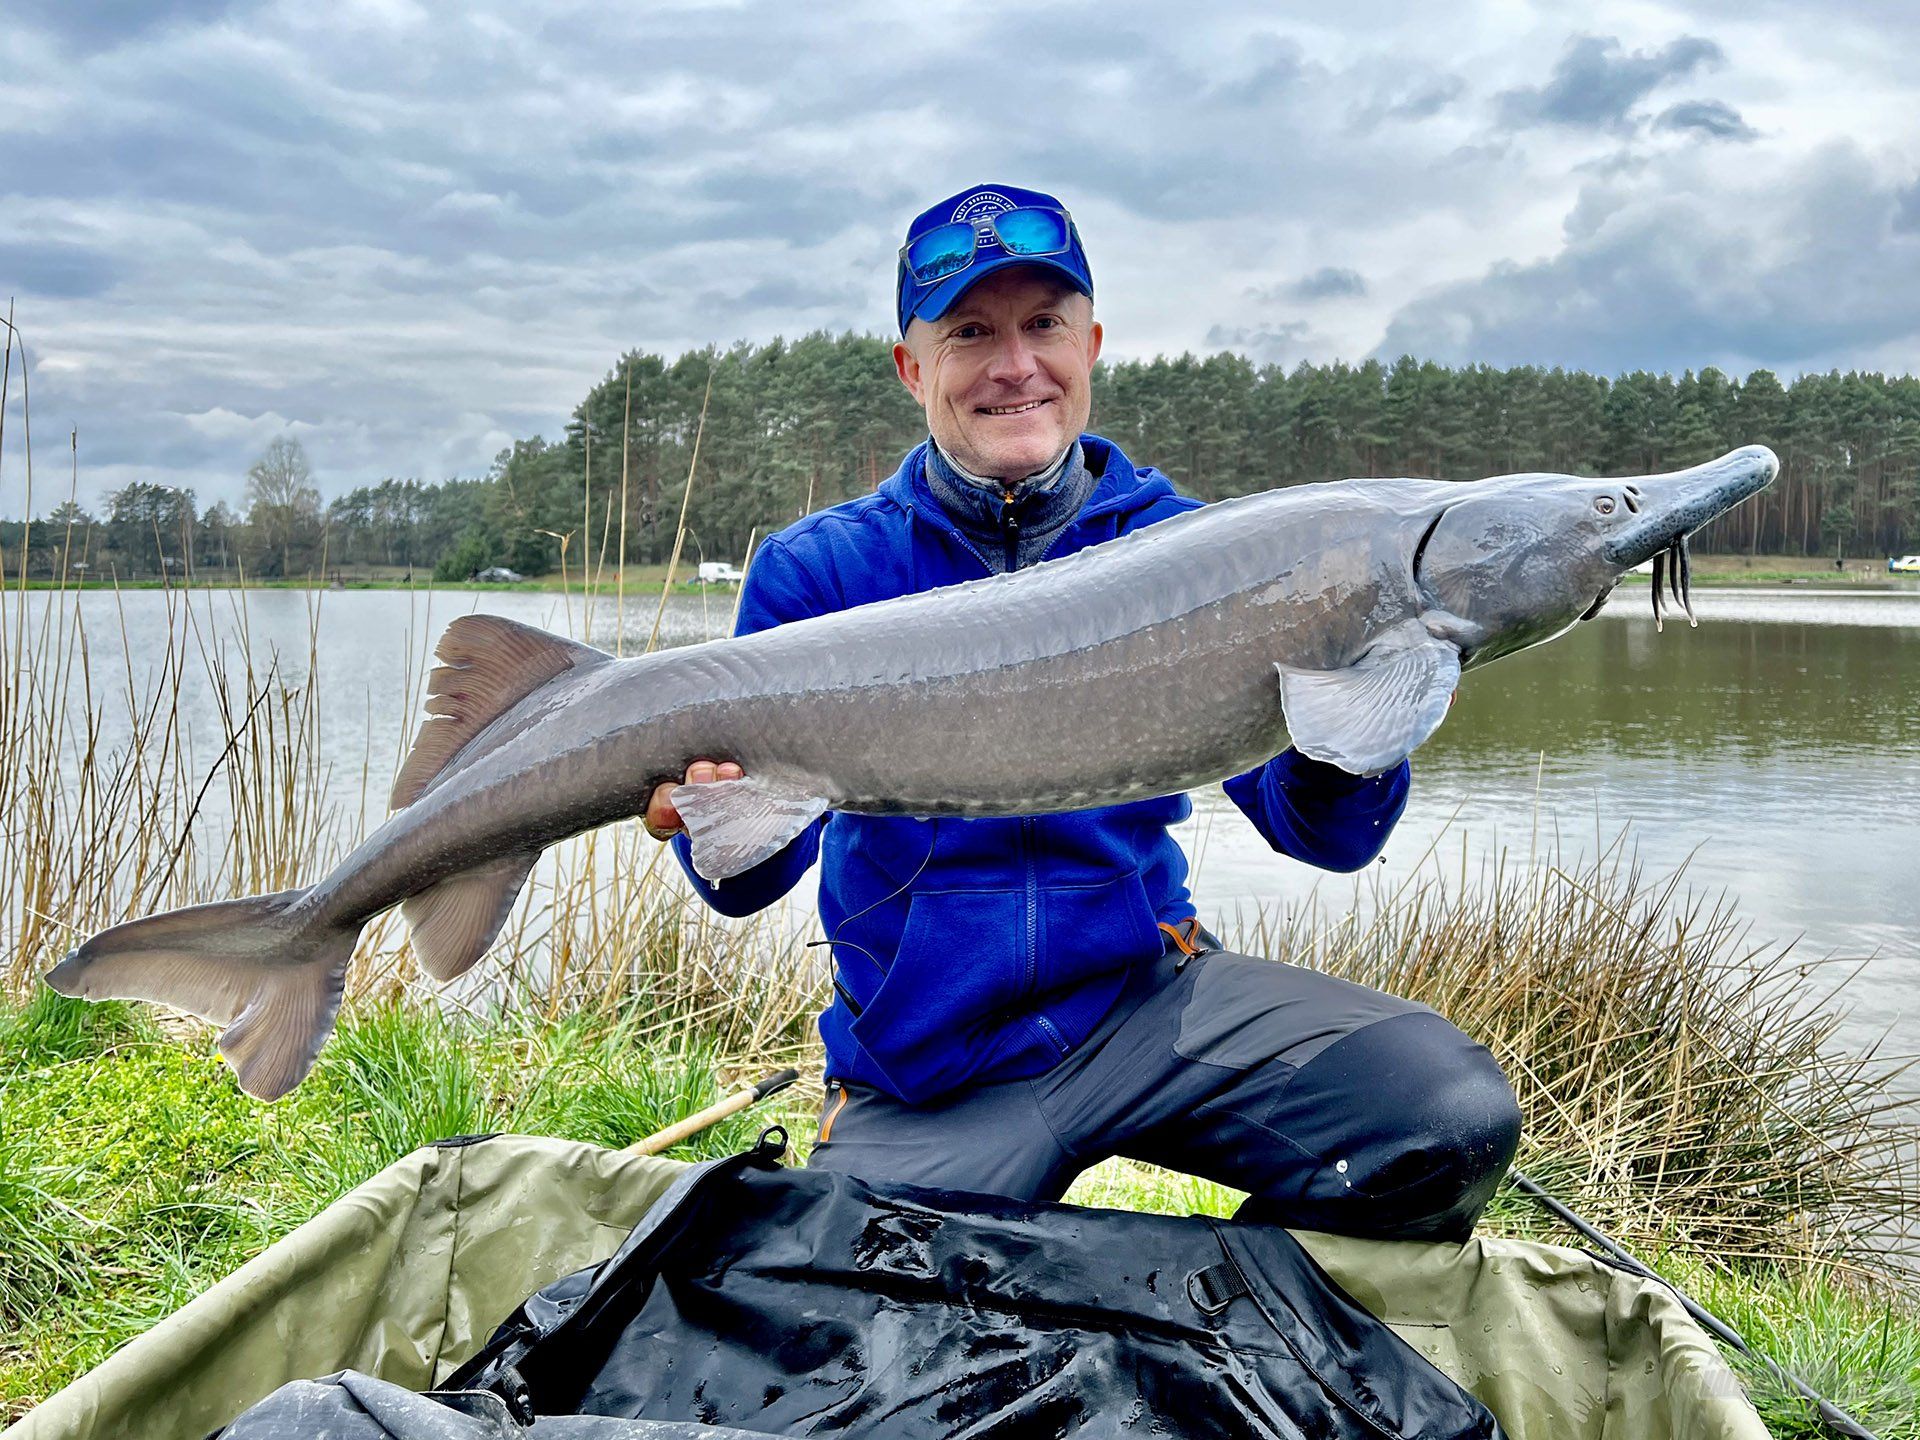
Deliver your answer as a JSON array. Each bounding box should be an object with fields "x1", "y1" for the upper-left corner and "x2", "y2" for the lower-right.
[{"x1": 646, "y1": 184, "x2": 1520, "y2": 1241}]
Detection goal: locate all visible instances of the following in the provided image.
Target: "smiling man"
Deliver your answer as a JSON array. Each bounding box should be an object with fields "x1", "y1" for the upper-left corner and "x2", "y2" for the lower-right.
[{"x1": 646, "y1": 184, "x2": 1521, "y2": 1241}]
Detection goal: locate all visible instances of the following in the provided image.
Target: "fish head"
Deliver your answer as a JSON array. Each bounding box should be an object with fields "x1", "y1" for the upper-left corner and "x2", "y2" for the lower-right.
[{"x1": 1413, "y1": 444, "x2": 1778, "y2": 666}]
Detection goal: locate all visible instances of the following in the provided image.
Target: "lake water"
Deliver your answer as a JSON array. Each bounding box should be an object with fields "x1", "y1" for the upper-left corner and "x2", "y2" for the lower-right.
[{"x1": 47, "y1": 581, "x2": 1920, "y2": 1074}]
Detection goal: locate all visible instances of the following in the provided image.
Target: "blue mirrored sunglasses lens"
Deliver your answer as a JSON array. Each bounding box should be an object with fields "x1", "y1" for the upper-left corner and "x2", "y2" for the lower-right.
[
  {"x1": 906, "y1": 223, "x2": 976, "y2": 284},
  {"x1": 994, "y1": 208, "x2": 1071, "y2": 256}
]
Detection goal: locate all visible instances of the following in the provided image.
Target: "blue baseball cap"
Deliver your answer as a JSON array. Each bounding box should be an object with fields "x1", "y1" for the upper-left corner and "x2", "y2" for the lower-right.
[{"x1": 896, "y1": 183, "x2": 1093, "y2": 335}]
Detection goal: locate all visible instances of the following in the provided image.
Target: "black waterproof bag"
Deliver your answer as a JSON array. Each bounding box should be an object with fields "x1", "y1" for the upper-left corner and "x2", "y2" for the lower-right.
[{"x1": 425, "y1": 1130, "x2": 1504, "y2": 1440}]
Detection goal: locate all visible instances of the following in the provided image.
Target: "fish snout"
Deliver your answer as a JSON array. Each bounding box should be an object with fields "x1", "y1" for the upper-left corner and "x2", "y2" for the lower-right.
[{"x1": 1599, "y1": 445, "x2": 1779, "y2": 568}]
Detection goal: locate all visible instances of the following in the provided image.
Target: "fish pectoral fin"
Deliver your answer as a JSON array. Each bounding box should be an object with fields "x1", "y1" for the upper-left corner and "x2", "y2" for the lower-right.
[
  {"x1": 1276, "y1": 626, "x2": 1462, "y2": 777},
  {"x1": 401, "y1": 851, "x2": 540, "y2": 981},
  {"x1": 670, "y1": 777, "x2": 829, "y2": 883},
  {"x1": 393, "y1": 615, "x2": 612, "y2": 809}
]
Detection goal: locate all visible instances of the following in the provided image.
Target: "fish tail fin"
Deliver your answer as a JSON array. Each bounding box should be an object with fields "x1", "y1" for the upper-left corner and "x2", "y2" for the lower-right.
[{"x1": 44, "y1": 889, "x2": 358, "y2": 1101}]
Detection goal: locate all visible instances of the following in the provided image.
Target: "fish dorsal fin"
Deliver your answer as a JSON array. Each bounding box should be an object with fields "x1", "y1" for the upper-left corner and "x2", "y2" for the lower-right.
[
  {"x1": 670, "y1": 777, "x2": 829, "y2": 883},
  {"x1": 1276, "y1": 623, "x2": 1461, "y2": 777},
  {"x1": 401, "y1": 851, "x2": 540, "y2": 981},
  {"x1": 392, "y1": 615, "x2": 610, "y2": 808}
]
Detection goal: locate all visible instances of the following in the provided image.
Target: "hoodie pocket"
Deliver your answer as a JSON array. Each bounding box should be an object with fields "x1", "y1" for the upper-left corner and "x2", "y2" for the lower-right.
[
  {"x1": 848, "y1": 886, "x2": 1024, "y2": 1102},
  {"x1": 1031, "y1": 872, "x2": 1161, "y2": 1050}
]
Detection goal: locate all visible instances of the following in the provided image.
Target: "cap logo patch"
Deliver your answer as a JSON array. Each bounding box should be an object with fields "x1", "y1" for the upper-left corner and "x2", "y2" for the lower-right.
[{"x1": 951, "y1": 190, "x2": 1017, "y2": 225}]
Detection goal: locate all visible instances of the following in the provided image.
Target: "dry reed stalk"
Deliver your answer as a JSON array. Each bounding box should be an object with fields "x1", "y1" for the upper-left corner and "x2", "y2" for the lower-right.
[
  {"x1": 645, "y1": 368, "x2": 713, "y2": 654},
  {"x1": 616, "y1": 361, "x2": 632, "y2": 655}
]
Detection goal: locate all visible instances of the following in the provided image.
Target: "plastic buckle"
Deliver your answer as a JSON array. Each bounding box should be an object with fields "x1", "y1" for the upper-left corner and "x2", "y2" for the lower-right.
[{"x1": 1186, "y1": 1261, "x2": 1249, "y2": 1316}]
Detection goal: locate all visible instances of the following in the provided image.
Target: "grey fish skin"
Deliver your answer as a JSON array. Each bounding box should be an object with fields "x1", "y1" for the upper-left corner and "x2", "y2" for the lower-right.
[{"x1": 44, "y1": 445, "x2": 1778, "y2": 1099}]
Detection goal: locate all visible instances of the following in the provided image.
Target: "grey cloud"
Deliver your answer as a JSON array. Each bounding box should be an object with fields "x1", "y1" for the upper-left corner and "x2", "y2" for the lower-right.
[
  {"x1": 1890, "y1": 180, "x2": 1920, "y2": 233},
  {"x1": 0, "y1": 241, "x2": 119, "y2": 298},
  {"x1": 1498, "y1": 34, "x2": 1723, "y2": 131},
  {"x1": 13, "y1": 0, "x2": 242, "y2": 52},
  {"x1": 1654, "y1": 99, "x2": 1757, "y2": 141},
  {"x1": 700, "y1": 277, "x2": 869, "y2": 313},
  {"x1": 1377, "y1": 142, "x2": 1920, "y2": 374},
  {"x1": 1282, "y1": 267, "x2": 1368, "y2": 301},
  {"x1": 1205, "y1": 321, "x2": 1312, "y2": 365},
  {"x1": 5, "y1": 2, "x2": 1916, "y2": 510},
  {"x1": 1200, "y1": 37, "x2": 1309, "y2": 108},
  {"x1": 1351, "y1": 74, "x2": 1465, "y2": 128}
]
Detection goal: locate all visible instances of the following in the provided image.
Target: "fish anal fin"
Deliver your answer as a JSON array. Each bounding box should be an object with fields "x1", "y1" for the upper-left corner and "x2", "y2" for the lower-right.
[
  {"x1": 401, "y1": 851, "x2": 539, "y2": 982},
  {"x1": 671, "y1": 778, "x2": 828, "y2": 883},
  {"x1": 1277, "y1": 624, "x2": 1461, "y2": 777},
  {"x1": 392, "y1": 616, "x2": 610, "y2": 809}
]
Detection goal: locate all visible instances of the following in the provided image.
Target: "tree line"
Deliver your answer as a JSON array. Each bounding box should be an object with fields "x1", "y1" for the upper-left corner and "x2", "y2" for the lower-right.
[{"x1": 7, "y1": 337, "x2": 1917, "y2": 581}]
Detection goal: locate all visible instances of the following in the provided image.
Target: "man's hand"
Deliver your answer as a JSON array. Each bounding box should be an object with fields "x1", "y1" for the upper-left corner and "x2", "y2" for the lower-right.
[{"x1": 645, "y1": 759, "x2": 744, "y2": 839}]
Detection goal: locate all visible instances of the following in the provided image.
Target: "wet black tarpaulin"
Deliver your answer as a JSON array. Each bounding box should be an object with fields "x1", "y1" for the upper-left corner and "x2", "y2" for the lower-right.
[{"x1": 227, "y1": 1133, "x2": 1504, "y2": 1438}]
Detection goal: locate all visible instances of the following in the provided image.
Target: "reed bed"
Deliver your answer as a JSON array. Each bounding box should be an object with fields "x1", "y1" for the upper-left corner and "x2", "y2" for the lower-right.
[
  {"x1": 0, "y1": 573, "x2": 822, "y2": 1075},
  {"x1": 1230, "y1": 851, "x2": 1920, "y2": 1278}
]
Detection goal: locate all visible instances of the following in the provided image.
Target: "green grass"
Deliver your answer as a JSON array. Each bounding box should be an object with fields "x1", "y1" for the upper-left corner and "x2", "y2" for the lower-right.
[
  {"x1": 1619, "y1": 569, "x2": 1909, "y2": 587},
  {"x1": 0, "y1": 992, "x2": 812, "y2": 1420},
  {"x1": 1619, "y1": 552, "x2": 1920, "y2": 587},
  {"x1": 11, "y1": 564, "x2": 714, "y2": 595},
  {"x1": 1660, "y1": 1253, "x2": 1920, "y2": 1439}
]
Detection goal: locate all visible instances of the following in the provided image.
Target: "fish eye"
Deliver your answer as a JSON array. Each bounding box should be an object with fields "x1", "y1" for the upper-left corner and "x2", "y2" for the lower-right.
[{"x1": 1594, "y1": 496, "x2": 1616, "y2": 515}]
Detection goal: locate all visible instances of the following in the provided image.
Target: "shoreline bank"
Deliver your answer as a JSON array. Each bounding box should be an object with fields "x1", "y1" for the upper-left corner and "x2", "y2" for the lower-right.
[{"x1": 8, "y1": 553, "x2": 1918, "y2": 595}]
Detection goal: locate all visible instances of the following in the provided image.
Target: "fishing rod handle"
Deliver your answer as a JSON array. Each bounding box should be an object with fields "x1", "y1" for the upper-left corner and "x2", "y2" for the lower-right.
[{"x1": 626, "y1": 1068, "x2": 802, "y2": 1156}]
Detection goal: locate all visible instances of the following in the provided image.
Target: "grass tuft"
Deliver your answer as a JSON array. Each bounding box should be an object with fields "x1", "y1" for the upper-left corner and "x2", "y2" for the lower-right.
[
  {"x1": 0, "y1": 988, "x2": 151, "y2": 1066},
  {"x1": 1660, "y1": 1253, "x2": 1920, "y2": 1439}
]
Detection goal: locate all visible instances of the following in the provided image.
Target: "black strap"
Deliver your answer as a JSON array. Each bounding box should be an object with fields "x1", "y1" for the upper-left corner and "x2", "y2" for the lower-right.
[{"x1": 1186, "y1": 1261, "x2": 1250, "y2": 1316}]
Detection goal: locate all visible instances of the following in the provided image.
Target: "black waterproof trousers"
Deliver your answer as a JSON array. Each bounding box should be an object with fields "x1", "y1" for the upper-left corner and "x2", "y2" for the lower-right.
[{"x1": 809, "y1": 940, "x2": 1522, "y2": 1242}]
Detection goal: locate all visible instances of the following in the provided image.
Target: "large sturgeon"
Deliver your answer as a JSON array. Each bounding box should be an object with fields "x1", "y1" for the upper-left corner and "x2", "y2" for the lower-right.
[{"x1": 47, "y1": 445, "x2": 1777, "y2": 1098}]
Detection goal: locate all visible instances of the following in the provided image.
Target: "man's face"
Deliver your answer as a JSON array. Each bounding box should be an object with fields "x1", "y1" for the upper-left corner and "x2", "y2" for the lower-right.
[{"x1": 893, "y1": 266, "x2": 1103, "y2": 482}]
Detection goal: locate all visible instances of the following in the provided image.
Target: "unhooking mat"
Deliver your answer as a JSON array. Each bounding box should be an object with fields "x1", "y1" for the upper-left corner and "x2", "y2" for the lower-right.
[
  {"x1": 4, "y1": 1132, "x2": 1767, "y2": 1440},
  {"x1": 215, "y1": 1129, "x2": 1503, "y2": 1438}
]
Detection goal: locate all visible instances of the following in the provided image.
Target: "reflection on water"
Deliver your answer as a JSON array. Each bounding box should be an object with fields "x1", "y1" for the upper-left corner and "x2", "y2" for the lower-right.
[{"x1": 54, "y1": 583, "x2": 1920, "y2": 1077}]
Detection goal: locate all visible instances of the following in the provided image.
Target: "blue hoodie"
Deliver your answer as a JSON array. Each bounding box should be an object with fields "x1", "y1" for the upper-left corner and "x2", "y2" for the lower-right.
[{"x1": 674, "y1": 436, "x2": 1410, "y2": 1103}]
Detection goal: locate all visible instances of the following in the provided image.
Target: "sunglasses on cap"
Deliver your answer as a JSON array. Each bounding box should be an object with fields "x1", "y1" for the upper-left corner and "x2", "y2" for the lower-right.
[{"x1": 899, "y1": 206, "x2": 1077, "y2": 287}]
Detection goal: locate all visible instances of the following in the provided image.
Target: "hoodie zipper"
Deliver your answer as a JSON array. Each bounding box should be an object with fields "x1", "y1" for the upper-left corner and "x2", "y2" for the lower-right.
[
  {"x1": 1020, "y1": 816, "x2": 1039, "y2": 997},
  {"x1": 904, "y1": 445, "x2": 1110, "y2": 1060},
  {"x1": 1020, "y1": 815, "x2": 1066, "y2": 1055},
  {"x1": 902, "y1": 441, "x2": 1145, "y2": 572}
]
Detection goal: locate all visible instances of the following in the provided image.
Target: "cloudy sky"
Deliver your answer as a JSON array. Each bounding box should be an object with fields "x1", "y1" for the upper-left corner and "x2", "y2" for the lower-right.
[{"x1": 3, "y1": 0, "x2": 1918, "y2": 510}]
